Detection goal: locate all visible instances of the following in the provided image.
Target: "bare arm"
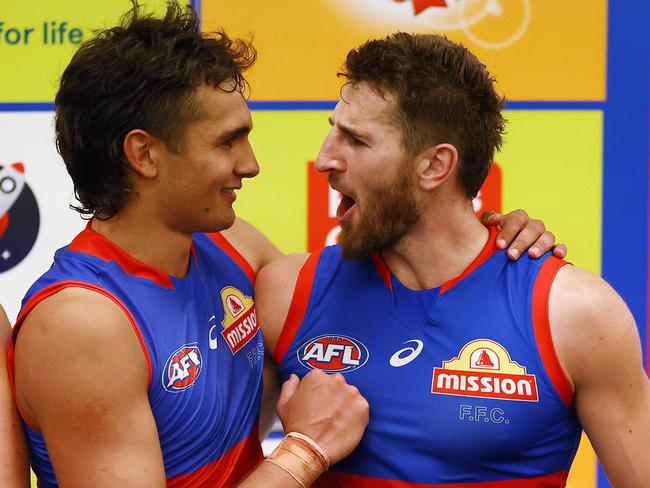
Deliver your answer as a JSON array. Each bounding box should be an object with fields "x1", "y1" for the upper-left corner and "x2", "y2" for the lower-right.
[
  {"x1": 14, "y1": 288, "x2": 166, "y2": 487},
  {"x1": 254, "y1": 253, "x2": 309, "y2": 444},
  {"x1": 0, "y1": 306, "x2": 29, "y2": 488},
  {"x1": 256, "y1": 253, "x2": 310, "y2": 353},
  {"x1": 550, "y1": 266, "x2": 650, "y2": 488},
  {"x1": 221, "y1": 217, "x2": 283, "y2": 273}
]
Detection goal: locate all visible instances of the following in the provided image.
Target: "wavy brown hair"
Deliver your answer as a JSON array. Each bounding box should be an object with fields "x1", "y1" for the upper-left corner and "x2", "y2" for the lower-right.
[
  {"x1": 55, "y1": 1, "x2": 256, "y2": 218},
  {"x1": 339, "y1": 33, "x2": 506, "y2": 199}
]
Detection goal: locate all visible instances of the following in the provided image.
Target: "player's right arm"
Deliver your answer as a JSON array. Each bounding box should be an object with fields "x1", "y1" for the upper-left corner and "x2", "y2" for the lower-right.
[
  {"x1": 14, "y1": 288, "x2": 166, "y2": 487},
  {"x1": 237, "y1": 253, "x2": 369, "y2": 487}
]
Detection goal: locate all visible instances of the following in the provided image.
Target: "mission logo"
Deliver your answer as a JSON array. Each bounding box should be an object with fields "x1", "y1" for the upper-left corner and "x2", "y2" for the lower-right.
[
  {"x1": 298, "y1": 334, "x2": 369, "y2": 373},
  {"x1": 432, "y1": 339, "x2": 539, "y2": 401},
  {"x1": 163, "y1": 343, "x2": 203, "y2": 392},
  {"x1": 220, "y1": 286, "x2": 259, "y2": 354},
  {"x1": 0, "y1": 163, "x2": 40, "y2": 273}
]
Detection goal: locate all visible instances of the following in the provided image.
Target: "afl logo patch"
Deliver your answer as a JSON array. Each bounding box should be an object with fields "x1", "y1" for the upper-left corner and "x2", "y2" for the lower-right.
[
  {"x1": 298, "y1": 335, "x2": 369, "y2": 373},
  {"x1": 163, "y1": 344, "x2": 203, "y2": 392},
  {"x1": 0, "y1": 163, "x2": 39, "y2": 273}
]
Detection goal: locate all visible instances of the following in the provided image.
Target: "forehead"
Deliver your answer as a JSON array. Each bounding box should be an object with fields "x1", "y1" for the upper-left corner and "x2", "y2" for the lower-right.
[
  {"x1": 333, "y1": 82, "x2": 398, "y2": 132},
  {"x1": 192, "y1": 83, "x2": 252, "y2": 130}
]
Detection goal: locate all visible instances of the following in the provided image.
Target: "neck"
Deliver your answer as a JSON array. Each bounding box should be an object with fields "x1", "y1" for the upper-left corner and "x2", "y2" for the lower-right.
[
  {"x1": 381, "y1": 199, "x2": 489, "y2": 290},
  {"x1": 91, "y1": 204, "x2": 193, "y2": 278}
]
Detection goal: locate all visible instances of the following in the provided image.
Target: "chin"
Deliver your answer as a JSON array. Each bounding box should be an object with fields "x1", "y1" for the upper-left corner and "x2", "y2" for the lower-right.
[{"x1": 191, "y1": 210, "x2": 236, "y2": 234}]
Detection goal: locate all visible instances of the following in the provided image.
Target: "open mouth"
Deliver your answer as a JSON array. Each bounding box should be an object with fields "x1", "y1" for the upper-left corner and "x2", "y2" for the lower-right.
[{"x1": 337, "y1": 193, "x2": 357, "y2": 222}]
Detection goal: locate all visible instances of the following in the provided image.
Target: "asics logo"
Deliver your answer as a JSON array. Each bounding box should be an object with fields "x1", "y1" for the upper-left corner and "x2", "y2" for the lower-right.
[{"x1": 390, "y1": 340, "x2": 424, "y2": 367}]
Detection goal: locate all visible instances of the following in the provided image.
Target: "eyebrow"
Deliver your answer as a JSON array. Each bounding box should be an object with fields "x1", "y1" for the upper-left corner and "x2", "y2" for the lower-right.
[
  {"x1": 328, "y1": 117, "x2": 367, "y2": 140},
  {"x1": 218, "y1": 125, "x2": 251, "y2": 143}
]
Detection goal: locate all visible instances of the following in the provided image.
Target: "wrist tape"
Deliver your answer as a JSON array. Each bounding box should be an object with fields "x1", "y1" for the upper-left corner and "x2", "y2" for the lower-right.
[{"x1": 265, "y1": 432, "x2": 330, "y2": 487}]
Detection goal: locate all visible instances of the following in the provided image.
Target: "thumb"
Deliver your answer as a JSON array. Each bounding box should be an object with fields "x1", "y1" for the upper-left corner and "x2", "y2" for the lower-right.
[{"x1": 276, "y1": 374, "x2": 300, "y2": 412}]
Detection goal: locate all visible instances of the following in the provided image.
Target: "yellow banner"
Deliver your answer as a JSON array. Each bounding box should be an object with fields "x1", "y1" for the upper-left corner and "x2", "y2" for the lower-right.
[
  {"x1": 204, "y1": 0, "x2": 606, "y2": 101},
  {"x1": 0, "y1": 0, "x2": 168, "y2": 102}
]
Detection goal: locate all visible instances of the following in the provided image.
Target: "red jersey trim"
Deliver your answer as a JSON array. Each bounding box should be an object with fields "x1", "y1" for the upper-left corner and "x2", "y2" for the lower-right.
[
  {"x1": 372, "y1": 253, "x2": 393, "y2": 291},
  {"x1": 206, "y1": 233, "x2": 256, "y2": 285},
  {"x1": 440, "y1": 226, "x2": 499, "y2": 295},
  {"x1": 372, "y1": 227, "x2": 498, "y2": 295},
  {"x1": 272, "y1": 251, "x2": 322, "y2": 365},
  {"x1": 314, "y1": 470, "x2": 569, "y2": 487},
  {"x1": 167, "y1": 425, "x2": 263, "y2": 487},
  {"x1": 7, "y1": 281, "x2": 154, "y2": 433},
  {"x1": 532, "y1": 257, "x2": 574, "y2": 407},
  {"x1": 69, "y1": 223, "x2": 174, "y2": 289}
]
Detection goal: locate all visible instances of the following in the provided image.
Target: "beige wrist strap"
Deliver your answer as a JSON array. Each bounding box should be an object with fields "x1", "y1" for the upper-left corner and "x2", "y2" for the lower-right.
[{"x1": 265, "y1": 432, "x2": 330, "y2": 487}]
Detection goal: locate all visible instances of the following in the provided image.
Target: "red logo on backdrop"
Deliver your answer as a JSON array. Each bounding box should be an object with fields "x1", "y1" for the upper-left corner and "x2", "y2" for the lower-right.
[
  {"x1": 307, "y1": 162, "x2": 502, "y2": 252},
  {"x1": 298, "y1": 335, "x2": 370, "y2": 373},
  {"x1": 393, "y1": 0, "x2": 448, "y2": 15},
  {"x1": 163, "y1": 344, "x2": 203, "y2": 392}
]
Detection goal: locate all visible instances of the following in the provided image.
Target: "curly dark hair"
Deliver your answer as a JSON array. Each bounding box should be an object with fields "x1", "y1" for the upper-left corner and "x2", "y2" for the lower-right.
[
  {"x1": 55, "y1": 1, "x2": 256, "y2": 218},
  {"x1": 339, "y1": 33, "x2": 506, "y2": 199}
]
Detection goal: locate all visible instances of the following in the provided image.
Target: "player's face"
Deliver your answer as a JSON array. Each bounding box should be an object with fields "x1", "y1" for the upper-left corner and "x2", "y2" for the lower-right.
[
  {"x1": 315, "y1": 82, "x2": 419, "y2": 259},
  {"x1": 156, "y1": 83, "x2": 259, "y2": 234}
]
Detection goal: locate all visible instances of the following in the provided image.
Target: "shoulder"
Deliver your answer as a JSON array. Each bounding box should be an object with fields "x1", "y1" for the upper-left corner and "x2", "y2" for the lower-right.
[
  {"x1": 220, "y1": 217, "x2": 283, "y2": 273},
  {"x1": 548, "y1": 265, "x2": 641, "y2": 390},
  {"x1": 255, "y1": 253, "x2": 311, "y2": 355},
  {"x1": 0, "y1": 305, "x2": 10, "y2": 343},
  {"x1": 14, "y1": 286, "x2": 149, "y2": 425}
]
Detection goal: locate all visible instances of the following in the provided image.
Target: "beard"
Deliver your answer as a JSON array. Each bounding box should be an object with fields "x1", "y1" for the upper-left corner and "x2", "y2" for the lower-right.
[{"x1": 335, "y1": 164, "x2": 420, "y2": 261}]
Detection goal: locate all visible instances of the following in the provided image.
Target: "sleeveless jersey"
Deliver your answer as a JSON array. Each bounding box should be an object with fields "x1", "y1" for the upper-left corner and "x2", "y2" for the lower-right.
[
  {"x1": 8, "y1": 224, "x2": 264, "y2": 487},
  {"x1": 274, "y1": 228, "x2": 581, "y2": 487}
]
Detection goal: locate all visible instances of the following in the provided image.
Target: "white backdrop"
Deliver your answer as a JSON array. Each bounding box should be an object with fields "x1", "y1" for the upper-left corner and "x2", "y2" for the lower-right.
[{"x1": 0, "y1": 111, "x2": 85, "y2": 321}]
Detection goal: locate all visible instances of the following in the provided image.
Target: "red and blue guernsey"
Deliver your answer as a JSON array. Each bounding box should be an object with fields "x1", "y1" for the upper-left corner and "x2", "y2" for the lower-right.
[
  {"x1": 274, "y1": 228, "x2": 582, "y2": 487},
  {"x1": 8, "y1": 224, "x2": 263, "y2": 487}
]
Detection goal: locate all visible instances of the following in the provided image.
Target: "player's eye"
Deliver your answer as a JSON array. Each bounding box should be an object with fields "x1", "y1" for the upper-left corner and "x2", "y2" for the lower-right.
[{"x1": 349, "y1": 134, "x2": 366, "y2": 147}]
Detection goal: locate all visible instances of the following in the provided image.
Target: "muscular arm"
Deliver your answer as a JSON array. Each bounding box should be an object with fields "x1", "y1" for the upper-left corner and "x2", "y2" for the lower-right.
[
  {"x1": 0, "y1": 306, "x2": 29, "y2": 488},
  {"x1": 221, "y1": 217, "x2": 283, "y2": 273},
  {"x1": 256, "y1": 253, "x2": 309, "y2": 354},
  {"x1": 14, "y1": 288, "x2": 166, "y2": 487},
  {"x1": 550, "y1": 267, "x2": 650, "y2": 488},
  {"x1": 256, "y1": 254, "x2": 308, "y2": 438}
]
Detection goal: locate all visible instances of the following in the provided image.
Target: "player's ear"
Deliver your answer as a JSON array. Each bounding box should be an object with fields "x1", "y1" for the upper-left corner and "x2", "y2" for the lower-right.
[
  {"x1": 415, "y1": 143, "x2": 458, "y2": 191},
  {"x1": 123, "y1": 129, "x2": 159, "y2": 179}
]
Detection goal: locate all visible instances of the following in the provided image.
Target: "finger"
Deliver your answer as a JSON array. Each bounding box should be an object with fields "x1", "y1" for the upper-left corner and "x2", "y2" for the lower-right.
[
  {"x1": 496, "y1": 209, "x2": 529, "y2": 249},
  {"x1": 506, "y1": 221, "x2": 546, "y2": 260},
  {"x1": 552, "y1": 243, "x2": 567, "y2": 259},
  {"x1": 480, "y1": 211, "x2": 502, "y2": 227},
  {"x1": 276, "y1": 374, "x2": 300, "y2": 411},
  {"x1": 525, "y1": 231, "x2": 555, "y2": 258}
]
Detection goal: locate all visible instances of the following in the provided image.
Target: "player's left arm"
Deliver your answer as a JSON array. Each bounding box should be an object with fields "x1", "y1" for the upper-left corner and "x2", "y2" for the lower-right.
[
  {"x1": 0, "y1": 306, "x2": 30, "y2": 488},
  {"x1": 221, "y1": 217, "x2": 283, "y2": 274},
  {"x1": 481, "y1": 209, "x2": 567, "y2": 260},
  {"x1": 550, "y1": 266, "x2": 650, "y2": 488}
]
